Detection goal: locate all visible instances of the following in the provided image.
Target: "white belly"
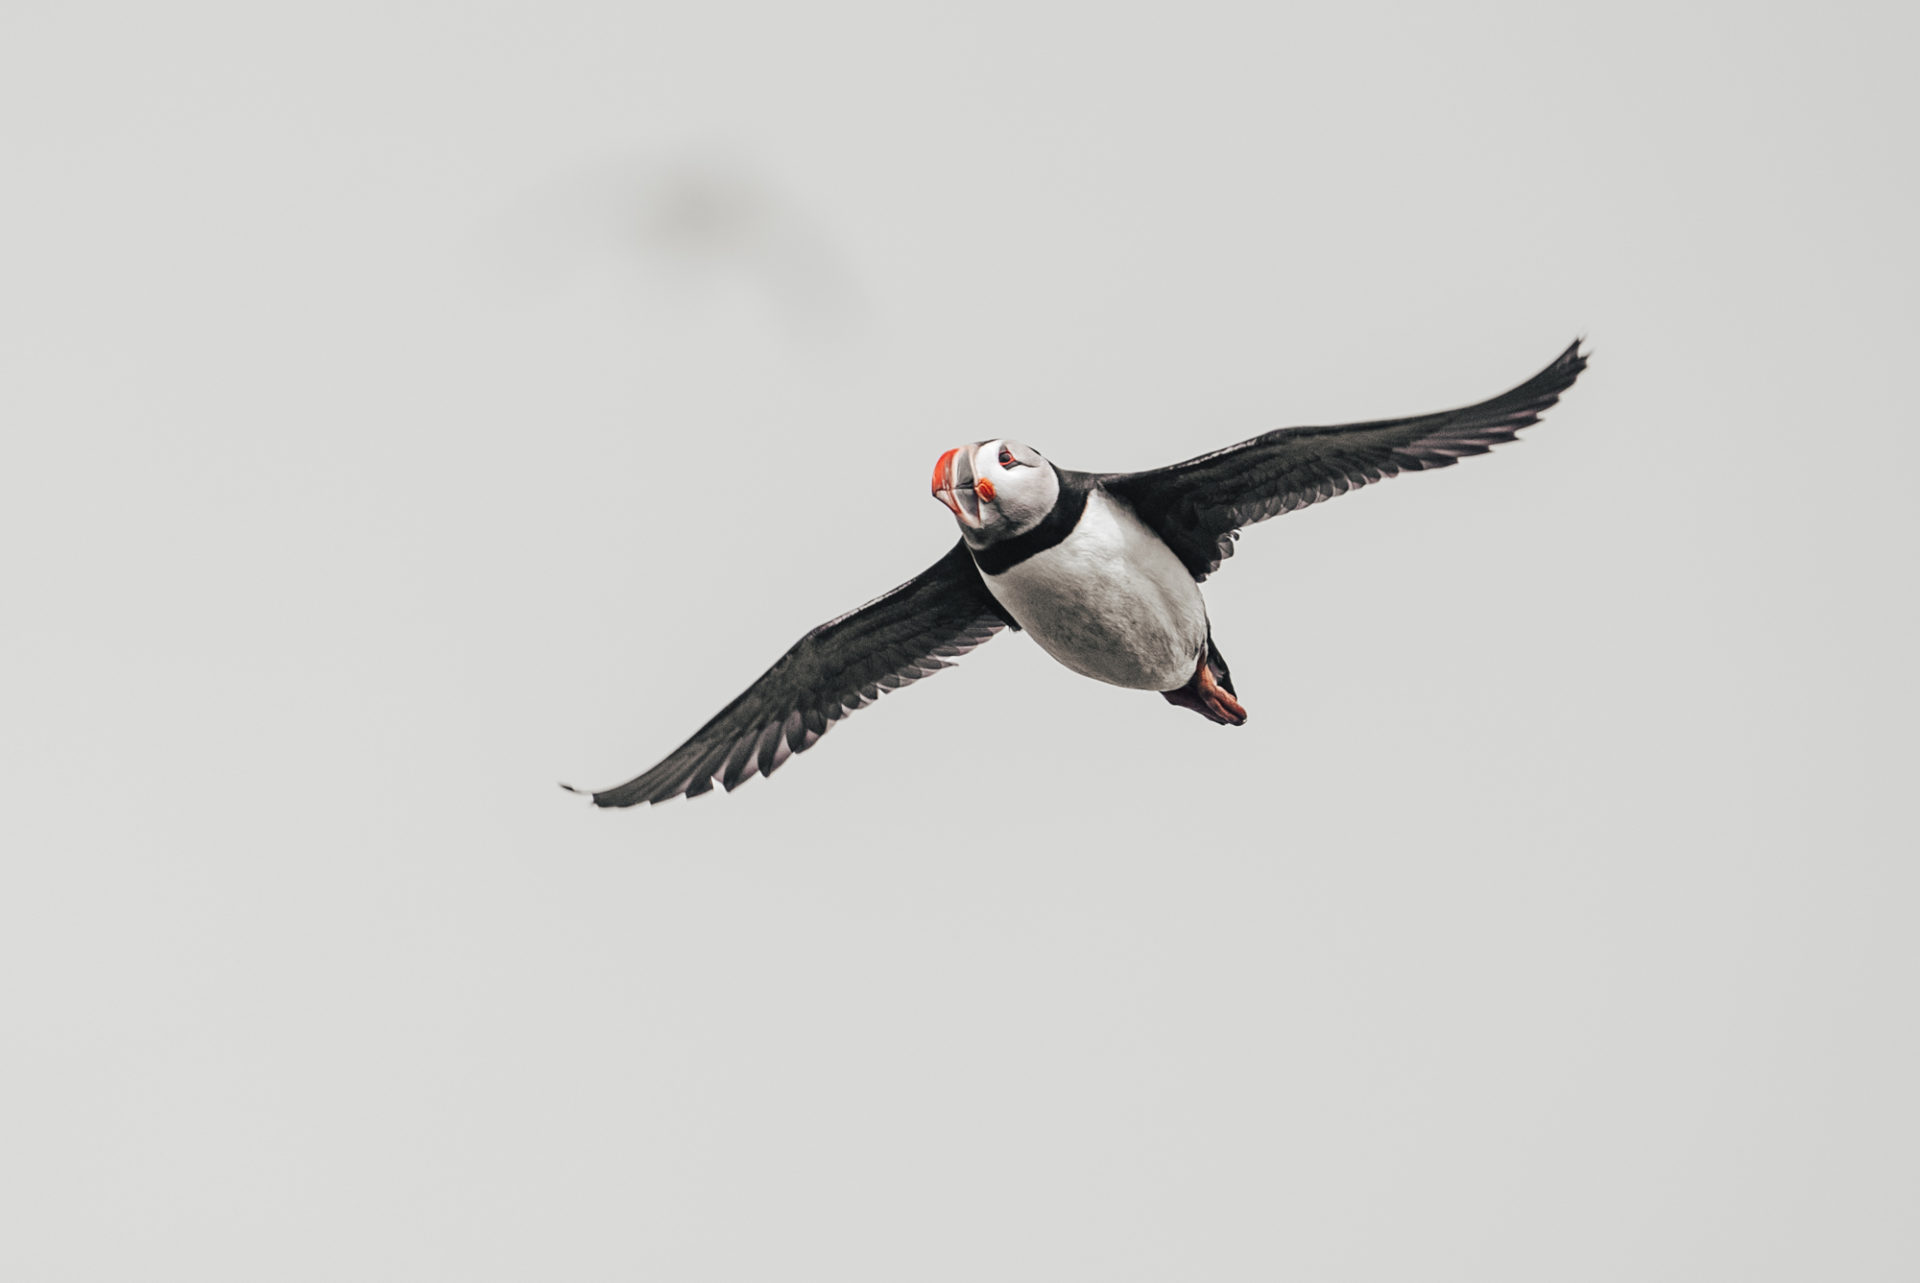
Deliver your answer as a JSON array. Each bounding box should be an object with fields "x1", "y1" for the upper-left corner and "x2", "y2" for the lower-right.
[{"x1": 982, "y1": 489, "x2": 1209, "y2": 691}]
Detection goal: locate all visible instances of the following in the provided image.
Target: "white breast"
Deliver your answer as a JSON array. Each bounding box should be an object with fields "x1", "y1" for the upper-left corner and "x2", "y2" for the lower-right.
[{"x1": 982, "y1": 488, "x2": 1209, "y2": 691}]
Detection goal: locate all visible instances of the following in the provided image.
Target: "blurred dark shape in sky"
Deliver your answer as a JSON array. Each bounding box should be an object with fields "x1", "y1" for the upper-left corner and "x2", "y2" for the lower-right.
[{"x1": 630, "y1": 153, "x2": 864, "y2": 336}]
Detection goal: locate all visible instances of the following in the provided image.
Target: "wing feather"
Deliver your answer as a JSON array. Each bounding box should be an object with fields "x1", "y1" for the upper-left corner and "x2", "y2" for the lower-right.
[
  {"x1": 569, "y1": 540, "x2": 1006, "y2": 807},
  {"x1": 1103, "y1": 341, "x2": 1588, "y2": 580}
]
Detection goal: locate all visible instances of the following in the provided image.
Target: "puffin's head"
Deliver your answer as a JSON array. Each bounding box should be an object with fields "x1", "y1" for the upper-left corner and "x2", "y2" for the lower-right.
[{"x1": 931, "y1": 439, "x2": 1059, "y2": 546}]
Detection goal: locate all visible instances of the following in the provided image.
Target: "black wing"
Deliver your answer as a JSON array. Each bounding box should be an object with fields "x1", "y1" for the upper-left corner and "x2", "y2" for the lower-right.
[
  {"x1": 568, "y1": 540, "x2": 1008, "y2": 807},
  {"x1": 1102, "y1": 341, "x2": 1588, "y2": 581}
]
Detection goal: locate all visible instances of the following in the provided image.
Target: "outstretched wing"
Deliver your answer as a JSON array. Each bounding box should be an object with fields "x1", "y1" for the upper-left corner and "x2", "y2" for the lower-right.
[
  {"x1": 568, "y1": 540, "x2": 1008, "y2": 807},
  {"x1": 1102, "y1": 341, "x2": 1588, "y2": 580}
]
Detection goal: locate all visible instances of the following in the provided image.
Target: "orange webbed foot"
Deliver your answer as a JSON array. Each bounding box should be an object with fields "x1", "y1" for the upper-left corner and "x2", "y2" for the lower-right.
[{"x1": 1161, "y1": 649, "x2": 1248, "y2": 726}]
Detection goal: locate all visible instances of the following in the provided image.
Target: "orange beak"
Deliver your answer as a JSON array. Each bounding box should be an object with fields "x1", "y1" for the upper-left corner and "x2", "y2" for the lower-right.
[{"x1": 931, "y1": 447, "x2": 983, "y2": 528}]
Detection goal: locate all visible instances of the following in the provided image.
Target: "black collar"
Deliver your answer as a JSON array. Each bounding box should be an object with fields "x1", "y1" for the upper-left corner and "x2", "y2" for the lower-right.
[{"x1": 969, "y1": 470, "x2": 1091, "y2": 576}]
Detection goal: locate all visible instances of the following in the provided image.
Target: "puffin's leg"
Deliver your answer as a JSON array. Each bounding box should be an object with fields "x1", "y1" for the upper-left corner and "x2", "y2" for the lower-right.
[{"x1": 1160, "y1": 640, "x2": 1248, "y2": 726}]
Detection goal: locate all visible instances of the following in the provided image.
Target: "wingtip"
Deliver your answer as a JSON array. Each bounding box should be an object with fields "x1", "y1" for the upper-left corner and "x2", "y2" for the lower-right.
[{"x1": 1539, "y1": 337, "x2": 1589, "y2": 390}]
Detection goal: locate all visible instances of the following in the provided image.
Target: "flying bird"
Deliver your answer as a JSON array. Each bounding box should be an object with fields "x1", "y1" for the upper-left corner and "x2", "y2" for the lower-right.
[{"x1": 567, "y1": 340, "x2": 1587, "y2": 806}]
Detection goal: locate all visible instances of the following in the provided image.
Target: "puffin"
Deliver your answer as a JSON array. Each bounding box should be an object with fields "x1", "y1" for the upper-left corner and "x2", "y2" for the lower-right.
[{"x1": 567, "y1": 340, "x2": 1588, "y2": 807}]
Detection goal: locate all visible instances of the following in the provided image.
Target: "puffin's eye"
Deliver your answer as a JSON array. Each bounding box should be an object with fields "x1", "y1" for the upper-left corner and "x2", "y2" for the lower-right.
[{"x1": 997, "y1": 446, "x2": 1015, "y2": 468}]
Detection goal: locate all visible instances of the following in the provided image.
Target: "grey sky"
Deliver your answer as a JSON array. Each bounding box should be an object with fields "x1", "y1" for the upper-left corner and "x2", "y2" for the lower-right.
[{"x1": 3, "y1": 1, "x2": 1915, "y2": 1278}]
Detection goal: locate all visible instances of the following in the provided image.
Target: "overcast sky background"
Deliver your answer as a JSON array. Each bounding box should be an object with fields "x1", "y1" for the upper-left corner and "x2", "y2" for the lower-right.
[{"x1": 4, "y1": 1, "x2": 1916, "y2": 1279}]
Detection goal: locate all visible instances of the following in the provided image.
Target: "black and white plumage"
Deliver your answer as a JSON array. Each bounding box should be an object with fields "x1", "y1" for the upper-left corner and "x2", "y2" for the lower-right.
[{"x1": 568, "y1": 340, "x2": 1588, "y2": 807}]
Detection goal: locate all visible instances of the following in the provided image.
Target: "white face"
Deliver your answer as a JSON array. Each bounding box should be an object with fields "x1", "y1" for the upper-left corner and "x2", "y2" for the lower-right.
[{"x1": 931, "y1": 438, "x2": 1060, "y2": 546}]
